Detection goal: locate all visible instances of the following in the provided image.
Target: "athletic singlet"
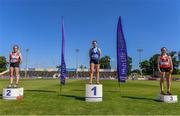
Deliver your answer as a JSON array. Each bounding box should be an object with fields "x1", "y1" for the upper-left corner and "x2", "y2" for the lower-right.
[
  {"x1": 159, "y1": 54, "x2": 171, "y2": 68},
  {"x1": 10, "y1": 52, "x2": 21, "y2": 63},
  {"x1": 90, "y1": 47, "x2": 100, "y2": 61}
]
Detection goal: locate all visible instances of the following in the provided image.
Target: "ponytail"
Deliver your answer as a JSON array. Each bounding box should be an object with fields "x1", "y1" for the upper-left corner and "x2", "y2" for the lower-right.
[{"x1": 17, "y1": 48, "x2": 21, "y2": 55}]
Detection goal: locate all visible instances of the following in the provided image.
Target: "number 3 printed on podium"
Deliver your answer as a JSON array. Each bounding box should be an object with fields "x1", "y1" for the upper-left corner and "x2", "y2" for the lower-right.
[{"x1": 170, "y1": 96, "x2": 173, "y2": 101}]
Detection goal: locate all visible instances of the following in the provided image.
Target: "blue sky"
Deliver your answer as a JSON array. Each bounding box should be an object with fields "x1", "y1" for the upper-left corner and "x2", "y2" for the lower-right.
[{"x1": 0, "y1": 0, "x2": 180, "y2": 69}]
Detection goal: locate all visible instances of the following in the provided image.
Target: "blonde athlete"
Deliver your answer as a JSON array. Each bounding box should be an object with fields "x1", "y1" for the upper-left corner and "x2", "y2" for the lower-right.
[{"x1": 8, "y1": 45, "x2": 23, "y2": 88}]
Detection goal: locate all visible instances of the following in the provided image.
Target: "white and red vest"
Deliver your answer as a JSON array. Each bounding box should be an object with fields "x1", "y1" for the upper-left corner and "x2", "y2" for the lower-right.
[
  {"x1": 159, "y1": 54, "x2": 171, "y2": 68},
  {"x1": 10, "y1": 52, "x2": 21, "y2": 63}
]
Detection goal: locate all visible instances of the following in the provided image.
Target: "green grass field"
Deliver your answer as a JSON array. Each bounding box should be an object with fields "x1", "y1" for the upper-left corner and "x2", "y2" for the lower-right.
[
  {"x1": 0, "y1": 78, "x2": 180, "y2": 115},
  {"x1": 173, "y1": 74, "x2": 180, "y2": 78}
]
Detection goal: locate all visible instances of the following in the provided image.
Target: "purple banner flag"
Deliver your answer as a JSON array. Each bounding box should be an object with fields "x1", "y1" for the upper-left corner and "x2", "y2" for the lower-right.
[
  {"x1": 117, "y1": 16, "x2": 128, "y2": 83},
  {"x1": 60, "y1": 17, "x2": 67, "y2": 85}
]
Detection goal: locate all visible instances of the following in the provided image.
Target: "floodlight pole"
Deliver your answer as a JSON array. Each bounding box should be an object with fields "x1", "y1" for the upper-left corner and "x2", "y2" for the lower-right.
[
  {"x1": 178, "y1": 51, "x2": 180, "y2": 70},
  {"x1": 75, "y1": 49, "x2": 80, "y2": 78},
  {"x1": 25, "y1": 48, "x2": 29, "y2": 78},
  {"x1": 137, "y1": 48, "x2": 143, "y2": 78}
]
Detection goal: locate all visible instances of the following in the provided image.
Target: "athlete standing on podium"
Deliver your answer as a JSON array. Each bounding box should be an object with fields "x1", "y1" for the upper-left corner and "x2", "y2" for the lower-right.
[
  {"x1": 89, "y1": 40, "x2": 102, "y2": 84},
  {"x1": 8, "y1": 45, "x2": 23, "y2": 88},
  {"x1": 157, "y1": 47, "x2": 173, "y2": 95}
]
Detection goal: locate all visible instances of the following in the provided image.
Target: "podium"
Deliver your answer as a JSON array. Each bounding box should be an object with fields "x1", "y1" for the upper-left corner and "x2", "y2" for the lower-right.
[
  {"x1": 2, "y1": 88, "x2": 24, "y2": 100},
  {"x1": 158, "y1": 95, "x2": 178, "y2": 103},
  {"x1": 85, "y1": 84, "x2": 103, "y2": 102}
]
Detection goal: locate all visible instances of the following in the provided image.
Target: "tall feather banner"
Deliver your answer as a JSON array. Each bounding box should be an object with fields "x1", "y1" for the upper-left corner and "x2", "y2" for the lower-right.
[
  {"x1": 117, "y1": 16, "x2": 128, "y2": 83},
  {"x1": 60, "y1": 17, "x2": 67, "y2": 85}
]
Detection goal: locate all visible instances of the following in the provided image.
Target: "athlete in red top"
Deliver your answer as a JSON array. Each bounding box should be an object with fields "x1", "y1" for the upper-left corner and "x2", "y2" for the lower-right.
[
  {"x1": 8, "y1": 45, "x2": 23, "y2": 88},
  {"x1": 157, "y1": 47, "x2": 173, "y2": 95}
]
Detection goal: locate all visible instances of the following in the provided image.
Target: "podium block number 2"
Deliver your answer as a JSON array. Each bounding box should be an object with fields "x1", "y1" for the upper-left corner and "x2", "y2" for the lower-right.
[
  {"x1": 91, "y1": 86, "x2": 97, "y2": 96},
  {"x1": 6, "y1": 90, "x2": 11, "y2": 96}
]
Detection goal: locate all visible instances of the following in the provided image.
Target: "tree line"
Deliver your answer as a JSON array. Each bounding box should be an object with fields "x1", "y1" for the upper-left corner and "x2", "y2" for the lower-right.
[
  {"x1": 1, "y1": 50, "x2": 179, "y2": 76},
  {"x1": 139, "y1": 51, "x2": 180, "y2": 75}
]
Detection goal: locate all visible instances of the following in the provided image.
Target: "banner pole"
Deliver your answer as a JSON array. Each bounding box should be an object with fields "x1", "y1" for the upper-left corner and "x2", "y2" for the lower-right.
[
  {"x1": 118, "y1": 82, "x2": 122, "y2": 97},
  {"x1": 59, "y1": 82, "x2": 62, "y2": 95}
]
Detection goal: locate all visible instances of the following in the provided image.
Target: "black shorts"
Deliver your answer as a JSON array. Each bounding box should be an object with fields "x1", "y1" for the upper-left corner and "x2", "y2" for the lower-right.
[
  {"x1": 10, "y1": 63, "x2": 20, "y2": 68},
  {"x1": 160, "y1": 68, "x2": 171, "y2": 72},
  {"x1": 90, "y1": 59, "x2": 100, "y2": 64}
]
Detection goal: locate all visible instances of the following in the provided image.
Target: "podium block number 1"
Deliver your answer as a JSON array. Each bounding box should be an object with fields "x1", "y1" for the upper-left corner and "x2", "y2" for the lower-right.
[
  {"x1": 91, "y1": 86, "x2": 97, "y2": 96},
  {"x1": 6, "y1": 90, "x2": 11, "y2": 96}
]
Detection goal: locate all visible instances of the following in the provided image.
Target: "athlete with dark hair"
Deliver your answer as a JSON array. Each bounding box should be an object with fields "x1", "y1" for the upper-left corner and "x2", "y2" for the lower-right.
[
  {"x1": 157, "y1": 47, "x2": 173, "y2": 95},
  {"x1": 89, "y1": 40, "x2": 102, "y2": 84}
]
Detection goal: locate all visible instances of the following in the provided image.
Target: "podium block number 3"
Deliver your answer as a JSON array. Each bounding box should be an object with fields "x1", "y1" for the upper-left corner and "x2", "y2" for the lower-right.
[
  {"x1": 91, "y1": 86, "x2": 97, "y2": 96},
  {"x1": 6, "y1": 90, "x2": 11, "y2": 96},
  {"x1": 170, "y1": 96, "x2": 173, "y2": 101}
]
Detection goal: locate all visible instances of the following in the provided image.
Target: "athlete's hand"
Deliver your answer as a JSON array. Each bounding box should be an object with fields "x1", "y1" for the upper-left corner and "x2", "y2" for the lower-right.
[
  {"x1": 170, "y1": 69, "x2": 173, "y2": 74},
  {"x1": 19, "y1": 60, "x2": 22, "y2": 64},
  {"x1": 158, "y1": 69, "x2": 161, "y2": 73},
  {"x1": 158, "y1": 70, "x2": 163, "y2": 75},
  {"x1": 160, "y1": 72, "x2": 164, "y2": 75}
]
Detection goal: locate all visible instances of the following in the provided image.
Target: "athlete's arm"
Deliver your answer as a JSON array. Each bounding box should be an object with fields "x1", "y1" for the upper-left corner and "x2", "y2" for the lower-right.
[
  {"x1": 169, "y1": 56, "x2": 173, "y2": 73},
  {"x1": 9, "y1": 54, "x2": 11, "y2": 63},
  {"x1": 157, "y1": 56, "x2": 161, "y2": 72},
  {"x1": 19, "y1": 53, "x2": 23, "y2": 64},
  {"x1": 98, "y1": 48, "x2": 102, "y2": 58}
]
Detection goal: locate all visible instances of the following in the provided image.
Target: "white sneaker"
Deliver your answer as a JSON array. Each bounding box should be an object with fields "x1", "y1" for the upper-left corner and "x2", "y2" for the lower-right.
[
  {"x1": 14, "y1": 84, "x2": 19, "y2": 88},
  {"x1": 7, "y1": 84, "x2": 13, "y2": 88}
]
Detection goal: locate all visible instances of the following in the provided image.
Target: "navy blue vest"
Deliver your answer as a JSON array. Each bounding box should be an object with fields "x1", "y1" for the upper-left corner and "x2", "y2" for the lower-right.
[{"x1": 90, "y1": 47, "x2": 100, "y2": 61}]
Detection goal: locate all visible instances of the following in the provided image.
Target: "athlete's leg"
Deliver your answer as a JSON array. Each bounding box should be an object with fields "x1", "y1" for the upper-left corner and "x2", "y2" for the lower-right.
[
  {"x1": 89, "y1": 63, "x2": 95, "y2": 84},
  {"x1": 8, "y1": 67, "x2": 14, "y2": 87},
  {"x1": 15, "y1": 67, "x2": 20, "y2": 86},
  {"x1": 166, "y1": 72, "x2": 172, "y2": 94},
  {"x1": 160, "y1": 71, "x2": 165, "y2": 94},
  {"x1": 9, "y1": 67, "x2": 14, "y2": 85},
  {"x1": 95, "y1": 64, "x2": 100, "y2": 84}
]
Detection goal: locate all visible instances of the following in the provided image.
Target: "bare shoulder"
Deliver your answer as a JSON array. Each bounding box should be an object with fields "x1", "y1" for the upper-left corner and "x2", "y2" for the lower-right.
[
  {"x1": 168, "y1": 55, "x2": 172, "y2": 60},
  {"x1": 9, "y1": 52, "x2": 12, "y2": 56}
]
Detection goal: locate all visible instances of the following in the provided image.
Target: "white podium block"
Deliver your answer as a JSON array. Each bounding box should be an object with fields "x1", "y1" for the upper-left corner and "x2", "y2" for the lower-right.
[
  {"x1": 3, "y1": 88, "x2": 24, "y2": 100},
  {"x1": 159, "y1": 95, "x2": 178, "y2": 103},
  {"x1": 85, "y1": 84, "x2": 103, "y2": 102}
]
